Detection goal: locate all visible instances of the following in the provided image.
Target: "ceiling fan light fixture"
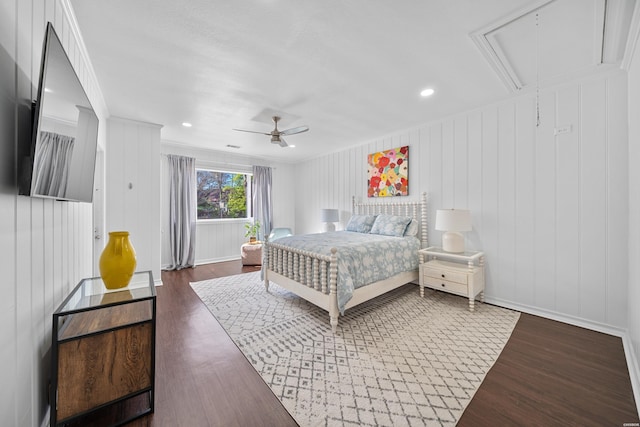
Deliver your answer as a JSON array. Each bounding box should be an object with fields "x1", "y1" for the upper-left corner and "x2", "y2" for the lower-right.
[{"x1": 234, "y1": 115, "x2": 308, "y2": 148}]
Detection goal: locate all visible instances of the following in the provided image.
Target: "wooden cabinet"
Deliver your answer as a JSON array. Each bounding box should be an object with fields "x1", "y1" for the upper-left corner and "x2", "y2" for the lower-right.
[
  {"x1": 419, "y1": 247, "x2": 485, "y2": 311},
  {"x1": 50, "y1": 271, "x2": 156, "y2": 426}
]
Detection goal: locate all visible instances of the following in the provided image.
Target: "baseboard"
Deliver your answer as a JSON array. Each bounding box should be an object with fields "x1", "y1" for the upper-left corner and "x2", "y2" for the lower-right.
[
  {"x1": 484, "y1": 296, "x2": 627, "y2": 337},
  {"x1": 195, "y1": 255, "x2": 241, "y2": 265},
  {"x1": 41, "y1": 407, "x2": 50, "y2": 427},
  {"x1": 622, "y1": 333, "x2": 640, "y2": 419}
]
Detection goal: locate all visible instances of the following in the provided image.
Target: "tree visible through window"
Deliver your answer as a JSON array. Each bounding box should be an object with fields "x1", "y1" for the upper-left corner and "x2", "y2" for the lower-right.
[{"x1": 196, "y1": 169, "x2": 251, "y2": 220}]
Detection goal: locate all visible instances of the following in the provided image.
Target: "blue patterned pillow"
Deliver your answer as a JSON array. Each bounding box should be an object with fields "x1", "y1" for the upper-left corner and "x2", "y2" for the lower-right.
[
  {"x1": 345, "y1": 214, "x2": 377, "y2": 233},
  {"x1": 370, "y1": 215, "x2": 412, "y2": 237},
  {"x1": 404, "y1": 219, "x2": 419, "y2": 237}
]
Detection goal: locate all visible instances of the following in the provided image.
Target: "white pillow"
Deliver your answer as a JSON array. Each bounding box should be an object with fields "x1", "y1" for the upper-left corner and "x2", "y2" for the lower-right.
[{"x1": 404, "y1": 219, "x2": 419, "y2": 237}]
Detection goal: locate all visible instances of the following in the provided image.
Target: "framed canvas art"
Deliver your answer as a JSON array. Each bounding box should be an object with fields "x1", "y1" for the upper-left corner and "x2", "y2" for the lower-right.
[{"x1": 367, "y1": 146, "x2": 408, "y2": 197}]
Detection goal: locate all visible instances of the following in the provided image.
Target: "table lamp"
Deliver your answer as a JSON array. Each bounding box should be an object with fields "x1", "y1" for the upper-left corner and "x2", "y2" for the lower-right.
[
  {"x1": 320, "y1": 209, "x2": 339, "y2": 232},
  {"x1": 435, "y1": 209, "x2": 472, "y2": 253}
]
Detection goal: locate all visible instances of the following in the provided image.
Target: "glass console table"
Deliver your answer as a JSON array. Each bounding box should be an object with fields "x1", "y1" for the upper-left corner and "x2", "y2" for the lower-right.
[{"x1": 50, "y1": 271, "x2": 156, "y2": 427}]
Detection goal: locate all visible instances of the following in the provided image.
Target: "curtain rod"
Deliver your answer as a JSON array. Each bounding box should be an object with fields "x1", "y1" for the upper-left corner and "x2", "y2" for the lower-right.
[{"x1": 160, "y1": 154, "x2": 276, "y2": 170}]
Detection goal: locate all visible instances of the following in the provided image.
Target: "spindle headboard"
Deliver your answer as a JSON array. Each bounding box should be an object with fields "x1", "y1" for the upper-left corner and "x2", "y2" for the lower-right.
[{"x1": 352, "y1": 191, "x2": 428, "y2": 248}]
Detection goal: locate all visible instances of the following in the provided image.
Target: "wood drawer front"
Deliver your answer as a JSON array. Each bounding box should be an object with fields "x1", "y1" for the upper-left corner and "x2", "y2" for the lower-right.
[
  {"x1": 57, "y1": 323, "x2": 153, "y2": 420},
  {"x1": 423, "y1": 276, "x2": 468, "y2": 295},
  {"x1": 423, "y1": 266, "x2": 468, "y2": 284}
]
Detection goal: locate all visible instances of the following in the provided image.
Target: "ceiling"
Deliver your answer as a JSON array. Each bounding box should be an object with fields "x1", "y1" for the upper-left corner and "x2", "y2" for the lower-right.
[{"x1": 69, "y1": 0, "x2": 635, "y2": 163}]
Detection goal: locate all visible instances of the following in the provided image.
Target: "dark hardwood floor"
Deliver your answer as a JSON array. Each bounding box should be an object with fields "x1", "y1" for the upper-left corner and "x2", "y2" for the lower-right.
[
  {"x1": 124, "y1": 261, "x2": 637, "y2": 426},
  {"x1": 459, "y1": 314, "x2": 639, "y2": 426},
  {"x1": 142, "y1": 261, "x2": 297, "y2": 427}
]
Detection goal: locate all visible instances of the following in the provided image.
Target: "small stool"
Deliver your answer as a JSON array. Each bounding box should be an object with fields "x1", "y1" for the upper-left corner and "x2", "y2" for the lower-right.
[{"x1": 241, "y1": 242, "x2": 262, "y2": 265}]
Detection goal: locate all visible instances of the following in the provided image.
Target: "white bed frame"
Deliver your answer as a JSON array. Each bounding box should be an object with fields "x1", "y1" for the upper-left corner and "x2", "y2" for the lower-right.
[{"x1": 264, "y1": 192, "x2": 428, "y2": 333}]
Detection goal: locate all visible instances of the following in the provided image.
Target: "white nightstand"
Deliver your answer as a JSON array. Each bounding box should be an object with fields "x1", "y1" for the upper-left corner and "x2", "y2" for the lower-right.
[{"x1": 419, "y1": 246, "x2": 485, "y2": 311}]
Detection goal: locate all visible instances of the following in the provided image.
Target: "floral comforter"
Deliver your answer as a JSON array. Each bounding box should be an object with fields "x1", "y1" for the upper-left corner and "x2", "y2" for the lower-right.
[{"x1": 270, "y1": 231, "x2": 420, "y2": 313}]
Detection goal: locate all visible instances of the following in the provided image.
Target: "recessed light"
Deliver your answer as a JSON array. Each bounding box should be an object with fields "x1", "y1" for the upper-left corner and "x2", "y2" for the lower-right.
[
  {"x1": 420, "y1": 88, "x2": 435, "y2": 97},
  {"x1": 182, "y1": 122, "x2": 192, "y2": 127},
  {"x1": 288, "y1": 144, "x2": 296, "y2": 148}
]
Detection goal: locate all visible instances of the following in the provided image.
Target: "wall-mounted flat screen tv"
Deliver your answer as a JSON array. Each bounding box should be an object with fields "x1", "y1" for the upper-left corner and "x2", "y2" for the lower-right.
[{"x1": 18, "y1": 22, "x2": 99, "y2": 203}]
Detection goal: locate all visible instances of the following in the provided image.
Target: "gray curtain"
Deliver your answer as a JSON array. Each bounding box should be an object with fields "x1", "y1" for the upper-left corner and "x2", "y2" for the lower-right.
[
  {"x1": 252, "y1": 165, "x2": 272, "y2": 240},
  {"x1": 165, "y1": 154, "x2": 196, "y2": 270},
  {"x1": 33, "y1": 131, "x2": 75, "y2": 197}
]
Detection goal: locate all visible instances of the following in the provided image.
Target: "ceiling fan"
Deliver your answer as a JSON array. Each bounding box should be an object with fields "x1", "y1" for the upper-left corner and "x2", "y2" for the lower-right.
[{"x1": 233, "y1": 116, "x2": 309, "y2": 147}]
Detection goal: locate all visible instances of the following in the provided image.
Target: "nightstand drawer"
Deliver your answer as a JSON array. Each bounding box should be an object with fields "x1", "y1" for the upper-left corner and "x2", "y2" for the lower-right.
[
  {"x1": 423, "y1": 265, "x2": 468, "y2": 284},
  {"x1": 423, "y1": 276, "x2": 468, "y2": 295}
]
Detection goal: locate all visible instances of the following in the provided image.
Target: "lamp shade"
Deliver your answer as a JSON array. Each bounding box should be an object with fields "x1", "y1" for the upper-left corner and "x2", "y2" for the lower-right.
[
  {"x1": 435, "y1": 209, "x2": 472, "y2": 232},
  {"x1": 320, "y1": 209, "x2": 339, "y2": 223}
]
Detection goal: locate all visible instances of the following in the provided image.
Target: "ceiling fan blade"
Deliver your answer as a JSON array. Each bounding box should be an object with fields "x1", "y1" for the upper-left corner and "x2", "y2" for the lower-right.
[
  {"x1": 278, "y1": 137, "x2": 288, "y2": 147},
  {"x1": 280, "y1": 125, "x2": 309, "y2": 136},
  {"x1": 232, "y1": 128, "x2": 272, "y2": 136}
]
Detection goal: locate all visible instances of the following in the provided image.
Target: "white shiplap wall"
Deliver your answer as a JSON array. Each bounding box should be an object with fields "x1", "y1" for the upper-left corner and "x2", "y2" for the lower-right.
[
  {"x1": 626, "y1": 16, "x2": 640, "y2": 411},
  {"x1": 295, "y1": 69, "x2": 629, "y2": 332},
  {"x1": 160, "y1": 143, "x2": 296, "y2": 266},
  {"x1": 105, "y1": 117, "x2": 162, "y2": 283},
  {"x1": 0, "y1": 1, "x2": 108, "y2": 426}
]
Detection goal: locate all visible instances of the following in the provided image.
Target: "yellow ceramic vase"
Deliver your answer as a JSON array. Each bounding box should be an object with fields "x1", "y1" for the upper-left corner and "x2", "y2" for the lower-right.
[{"x1": 99, "y1": 231, "x2": 137, "y2": 290}]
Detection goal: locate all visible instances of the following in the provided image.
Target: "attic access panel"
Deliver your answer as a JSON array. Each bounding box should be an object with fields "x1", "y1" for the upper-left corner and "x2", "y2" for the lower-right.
[{"x1": 471, "y1": 0, "x2": 607, "y2": 91}]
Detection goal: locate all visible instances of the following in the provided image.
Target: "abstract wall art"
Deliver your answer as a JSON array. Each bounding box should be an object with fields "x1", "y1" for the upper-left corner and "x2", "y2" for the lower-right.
[{"x1": 367, "y1": 146, "x2": 408, "y2": 197}]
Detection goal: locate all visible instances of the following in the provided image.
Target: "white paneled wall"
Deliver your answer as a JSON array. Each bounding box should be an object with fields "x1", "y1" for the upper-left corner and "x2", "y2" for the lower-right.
[
  {"x1": 0, "y1": 1, "x2": 108, "y2": 426},
  {"x1": 626, "y1": 19, "x2": 640, "y2": 409},
  {"x1": 105, "y1": 118, "x2": 161, "y2": 283},
  {"x1": 160, "y1": 143, "x2": 296, "y2": 265},
  {"x1": 195, "y1": 221, "x2": 248, "y2": 264},
  {"x1": 295, "y1": 69, "x2": 628, "y2": 332}
]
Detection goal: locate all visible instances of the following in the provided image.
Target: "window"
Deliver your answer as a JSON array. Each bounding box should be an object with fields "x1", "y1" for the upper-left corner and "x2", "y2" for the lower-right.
[{"x1": 196, "y1": 169, "x2": 252, "y2": 220}]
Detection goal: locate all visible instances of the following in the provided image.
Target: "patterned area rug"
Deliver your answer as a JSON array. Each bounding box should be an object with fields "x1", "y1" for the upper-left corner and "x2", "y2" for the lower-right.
[{"x1": 191, "y1": 272, "x2": 520, "y2": 427}]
